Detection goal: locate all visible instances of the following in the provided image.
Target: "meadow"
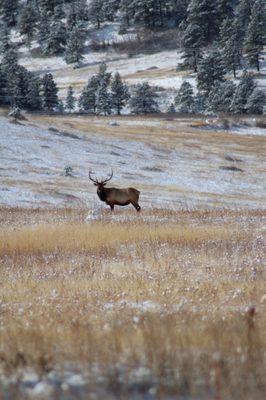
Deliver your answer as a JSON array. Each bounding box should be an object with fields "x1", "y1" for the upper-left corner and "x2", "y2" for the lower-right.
[{"x1": 0, "y1": 207, "x2": 265, "y2": 399}]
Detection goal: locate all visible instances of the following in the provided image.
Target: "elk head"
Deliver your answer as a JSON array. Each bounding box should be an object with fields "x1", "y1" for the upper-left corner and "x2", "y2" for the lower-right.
[{"x1": 89, "y1": 169, "x2": 113, "y2": 189}]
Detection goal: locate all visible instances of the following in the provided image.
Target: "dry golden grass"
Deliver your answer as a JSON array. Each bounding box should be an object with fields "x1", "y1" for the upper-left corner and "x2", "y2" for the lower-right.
[{"x1": 0, "y1": 207, "x2": 265, "y2": 399}]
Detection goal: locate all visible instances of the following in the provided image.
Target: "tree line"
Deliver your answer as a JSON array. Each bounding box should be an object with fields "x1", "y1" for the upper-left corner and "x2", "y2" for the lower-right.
[
  {"x1": 1, "y1": 1, "x2": 265, "y2": 71},
  {"x1": 2, "y1": 58, "x2": 263, "y2": 115}
]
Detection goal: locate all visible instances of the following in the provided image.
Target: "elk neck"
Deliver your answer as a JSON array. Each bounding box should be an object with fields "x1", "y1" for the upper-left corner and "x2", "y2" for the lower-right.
[{"x1": 97, "y1": 186, "x2": 108, "y2": 202}]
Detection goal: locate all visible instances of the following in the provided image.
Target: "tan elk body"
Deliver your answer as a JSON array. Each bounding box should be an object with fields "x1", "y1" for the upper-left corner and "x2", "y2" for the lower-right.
[{"x1": 89, "y1": 170, "x2": 141, "y2": 212}]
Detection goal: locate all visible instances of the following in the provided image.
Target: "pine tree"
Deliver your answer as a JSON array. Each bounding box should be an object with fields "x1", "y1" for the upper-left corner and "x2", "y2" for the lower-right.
[
  {"x1": 12, "y1": 67, "x2": 32, "y2": 108},
  {"x1": 110, "y1": 72, "x2": 130, "y2": 115},
  {"x1": 167, "y1": 103, "x2": 176, "y2": 113},
  {"x1": 0, "y1": 66, "x2": 7, "y2": 105},
  {"x1": 0, "y1": 23, "x2": 11, "y2": 54},
  {"x1": 57, "y1": 99, "x2": 65, "y2": 113},
  {"x1": 234, "y1": 0, "x2": 252, "y2": 45},
  {"x1": 18, "y1": 2, "x2": 38, "y2": 47},
  {"x1": 26, "y1": 77, "x2": 43, "y2": 110},
  {"x1": 175, "y1": 81, "x2": 195, "y2": 113},
  {"x1": 78, "y1": 76, "x2": 98, "y2": 113},
  {"x1": 246, "y1": 88, "x2": 265, "y2": 114},
  {"x1": 197, "y1": 44, "x2": 226, "y2": 95},
  {"x1": 66, "y1": 1, "x2": 89, "y2": 30},
  {"x1": 184, "y1": 0, "x2": 220, "y2": 47},
  {"x1": 66, "y1": 86, "x2": 76, "y2": 111},
  {"x1": 96, "y1": 81, "x2": 112, "y2": 115},
  {"x1": 120, "y1": 0, "x2": 134, "y2": 26},
  {"x1": 194, "y1": 92, "x2": 206, "y2": 114},
  {"x1": 38, "y1": 0, "x2": 60, "y2": 14},
  {"x1": 65, "y1": 24, "x2": 86, "y2": 64},
  {"x1": 41, "y1": 73, "x2": 59, "y2": 111},
  {"x1": 216, "y1": 0, "x2": 234, "y2": 24},
  {"x1": 180, "y1": 22, "x2": 204, "y2": 72},
  {"x1": 130, "y1": 82, "x2": 159, "y2": 114},
  {"x1": 1, "y1": 47, "x2": 18, "y2": 105},
  {"x1": 219, "y1": 17, "x2": 242, "y2": 78},
  {"x1": 96, "y1": 63, "x2": 112, "y2": 87},
  {"x1": 230, "y1": 71, "x2": 255, "y2": 114},
  {"x1": 0, "y1": 0, "x2": 19, "y2": 27},
  {"x1": 206, "y1": 80, "x2": 236, "y2": 113},
  {"x1": 102, "y1": 0, "x2": 120, "y2": 22},
  {"x1": 244, "y1": 0, "x2": 265, "y2": 72},
  {"x1": 89, "y1": 0, "x2": 105, "y2": 29},
  {"x1": 37, "y1": 12, "x2": 51, "y2": 53},
  {"x1": 44, "y1": 18, "x2": 66, "y2": 55}
]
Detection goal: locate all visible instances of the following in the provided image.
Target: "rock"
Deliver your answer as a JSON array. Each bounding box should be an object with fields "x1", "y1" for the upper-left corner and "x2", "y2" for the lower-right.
[
  {"x1": 65, "y1": 374, "x2": 86, "y2": 386},
  {"x1": 28, "y1": 382, "x2": 53, "y2": 397}
]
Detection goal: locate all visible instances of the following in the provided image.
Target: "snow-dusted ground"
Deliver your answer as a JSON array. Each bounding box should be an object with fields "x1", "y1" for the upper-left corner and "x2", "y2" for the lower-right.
[{"x1": 0, "y1": 114, "x2": 265, "y2": 210}]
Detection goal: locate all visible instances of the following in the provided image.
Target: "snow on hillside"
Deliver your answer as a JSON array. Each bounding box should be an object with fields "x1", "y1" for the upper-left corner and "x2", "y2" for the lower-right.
[{"x1": 0, "y1": 115, "x2": 265, "y2": 210}]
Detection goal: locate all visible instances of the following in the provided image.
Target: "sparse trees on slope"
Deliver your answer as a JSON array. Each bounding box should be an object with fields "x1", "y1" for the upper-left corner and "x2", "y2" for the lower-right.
[
  {"x1": 130, "y1": 82, "x2": 159, "y2": 114},
  {"x1": 174, "y1": 81, "x2": 195, "y2": 113},
  {"x1": 244, "y1": 0, "x2": 265, "y2": 72},
  {"x1": 111, "y1": 72, "x2": 130, "y2": 115},
  {"x1": 41, "y1": 73, "x2": 59, "y2": 111},
  {"x1": 66, "y1": 86, "x2": 76, "y2": 111}
]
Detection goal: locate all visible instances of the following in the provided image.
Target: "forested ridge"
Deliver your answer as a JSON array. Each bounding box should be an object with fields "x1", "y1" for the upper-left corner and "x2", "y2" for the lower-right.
[{"x1": 0, "y1": 0, "x2": 265, "y2": 115}]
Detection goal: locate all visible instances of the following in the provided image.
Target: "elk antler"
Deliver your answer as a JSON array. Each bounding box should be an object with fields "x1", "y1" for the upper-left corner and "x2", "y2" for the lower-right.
[
  {"x1": 89, "y1": 169, "x2": 99, "y2": 184},
  {"x1": 101, "y1": 169, "x2": 113, "y2": 184}
]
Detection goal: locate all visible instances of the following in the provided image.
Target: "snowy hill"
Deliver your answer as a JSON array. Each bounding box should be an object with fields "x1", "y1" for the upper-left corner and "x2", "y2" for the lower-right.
[{"x1": 0, "y1": 112, "x2": 265, "y2": 210}]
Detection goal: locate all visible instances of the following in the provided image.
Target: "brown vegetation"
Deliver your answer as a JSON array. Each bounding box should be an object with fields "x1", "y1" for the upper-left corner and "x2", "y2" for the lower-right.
[{"x1": 0, "y1": 207, "x2": 265, "y2": 399}]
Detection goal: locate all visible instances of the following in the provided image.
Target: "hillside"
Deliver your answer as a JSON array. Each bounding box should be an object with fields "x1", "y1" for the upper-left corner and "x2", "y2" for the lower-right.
[{"x1": 0, "y1": 111, "x2": 265, "y2": 210}]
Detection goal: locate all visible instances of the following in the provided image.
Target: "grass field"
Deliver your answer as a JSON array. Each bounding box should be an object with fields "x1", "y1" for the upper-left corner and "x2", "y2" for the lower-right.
[{"x1": 0, "y1": 207, "x2": 265, "y2": 399}]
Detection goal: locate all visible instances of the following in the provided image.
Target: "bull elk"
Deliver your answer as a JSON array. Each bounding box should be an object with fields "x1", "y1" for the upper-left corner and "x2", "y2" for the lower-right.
[{"x1": 89, "y1": 169, "x2": 141, "y2": 212}]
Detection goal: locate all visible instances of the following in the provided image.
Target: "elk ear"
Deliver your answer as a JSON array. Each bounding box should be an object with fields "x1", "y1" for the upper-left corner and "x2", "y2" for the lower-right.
[
  {"x1": 94, "y1": 183, "x2": 98, "y2": 186},
  {"x1": 103, "y1": 183, "x2": 107, "y2": 186}
]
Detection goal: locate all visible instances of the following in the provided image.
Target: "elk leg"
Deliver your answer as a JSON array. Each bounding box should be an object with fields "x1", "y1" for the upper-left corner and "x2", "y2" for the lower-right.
[
  {"x1": 109, "y1": 204, "x2": 114, "y2": 211},
  {"x1": 132, "y1": 202, "x2": 141, "y2": 212}
]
